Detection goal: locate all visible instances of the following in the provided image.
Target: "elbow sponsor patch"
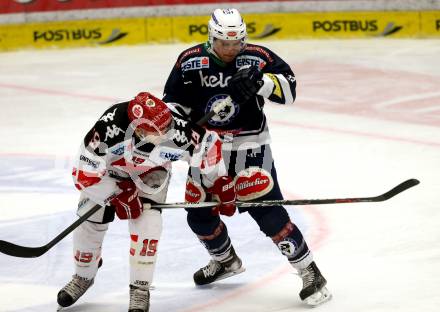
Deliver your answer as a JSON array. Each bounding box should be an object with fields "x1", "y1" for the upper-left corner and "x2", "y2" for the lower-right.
[
  {"x1": 265, "y1": 73, "x2": 283, "y2": 99},
  {"x1": 72, "y1": 168, "x2": 102, "y2": 189},
  {"x1": 234, "y1": 167, "x2": 274, "y2": 201}
]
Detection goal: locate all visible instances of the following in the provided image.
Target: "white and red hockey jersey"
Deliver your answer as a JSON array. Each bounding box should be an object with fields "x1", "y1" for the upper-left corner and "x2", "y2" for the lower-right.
[{"x1": 72, "y1": 101, "x2": 226, "y2": 206}]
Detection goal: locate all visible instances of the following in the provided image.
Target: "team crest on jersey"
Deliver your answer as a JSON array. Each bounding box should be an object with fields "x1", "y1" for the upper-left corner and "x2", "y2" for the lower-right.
[
  {"x1": 181, "y1": 57, "x2": 210, "y2": 72},
  {"x1": 236, "y1": 55, "x2": 266, "y2": 69},
  {"x1": 234, "y1": 167, "x2": 274, "y2": 200},
  {"x1": 206, "y1": 94, "x2": 240, "y2": 126}
]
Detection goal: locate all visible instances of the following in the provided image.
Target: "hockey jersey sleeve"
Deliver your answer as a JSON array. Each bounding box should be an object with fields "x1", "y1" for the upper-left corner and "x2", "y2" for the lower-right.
[
  {"x1": 72, "y1": 103, "x2": 128, "y2": 206},
  {"x1": 72, "y1": 139, "x2": 117, "y2": 207},
  {"x1": 252, "y1": 46, "x2": 297, "y2": 105},
  {"x1": 163, "y1": 55, "x2": 193, "y2": 117}
]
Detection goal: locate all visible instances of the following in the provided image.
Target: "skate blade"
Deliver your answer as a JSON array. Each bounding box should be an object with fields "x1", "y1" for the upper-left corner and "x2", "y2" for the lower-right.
[
  {"x1": 56, "y1": 305, "x2": 64, "y2": 311},
  {"x1": 304, "y1": 286, "x2": 332, "y2": 307},
  {"x1": 216, "y1": 267, "x2": 246, "y2": 282}
]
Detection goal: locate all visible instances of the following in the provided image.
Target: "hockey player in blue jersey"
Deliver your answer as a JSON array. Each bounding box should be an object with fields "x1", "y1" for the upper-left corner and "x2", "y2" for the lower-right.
[{"x1": 163, "y1": 8, "x2": 331, "y2": 307}]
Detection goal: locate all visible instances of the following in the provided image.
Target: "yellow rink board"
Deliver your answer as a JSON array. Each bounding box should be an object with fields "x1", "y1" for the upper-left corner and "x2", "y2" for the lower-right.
[
  {"x1": 420, "y1": 11, "x2": 440, "y2": 36},
  {"x1": 0, "y1": 11, "x2": 439, "y2": 51},
  {"x1": 0, "y1": 18, "x2": 146, "y2": 51}
]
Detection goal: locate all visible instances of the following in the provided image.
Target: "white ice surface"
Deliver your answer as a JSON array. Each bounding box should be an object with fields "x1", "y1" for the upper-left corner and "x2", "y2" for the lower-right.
[{"x1": 0, "y1": 39, "x2": 439, "y2": 312}]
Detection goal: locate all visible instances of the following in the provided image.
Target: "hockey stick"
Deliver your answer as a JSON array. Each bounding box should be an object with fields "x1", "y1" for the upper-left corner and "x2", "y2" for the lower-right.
[
  {"x1": 149, "y1": 178, "x2": 420, "y2": 209},
  {"x1": 0, "y1": 175, "x2": 419, "y2": 258},
  {"x1": 0, "y1": 202, "x2": 104, "y2": 258},
  {"x1": 0, "y1": 98, "x2": 233, "y2": 258}
]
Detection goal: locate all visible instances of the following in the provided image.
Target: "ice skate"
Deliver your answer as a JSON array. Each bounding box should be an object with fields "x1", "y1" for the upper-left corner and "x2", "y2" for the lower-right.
[
  {"x1": 128, "y1": 285, "x2": 150, "y2": 312},
  {"x1": 57, "y1": 258, "x2": 102, "y2": 310},
  {"x1": 57, "y1": 274, "x2": 95, "y2": 309},
  {"x1": 298, "y1": 261, "x2": 332, "y2": 307},
  {"x1": 193, "y1": 247, "x2": 245, "y2": 285}
]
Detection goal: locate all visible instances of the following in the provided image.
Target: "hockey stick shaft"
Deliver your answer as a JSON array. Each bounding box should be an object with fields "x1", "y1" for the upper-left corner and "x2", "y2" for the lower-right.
[
  {"x1": 149, "y1": 179, "x2": 420, "y2": 209},
  {"x1": 0, "y1": 178, "x2": 419, "y2": 258},
  {"x1": 0, "y1": 100, "x2": 230, "y2": 258},
  {"x1": 0, "y1": 204, "x2": 102, "y2": 258}
]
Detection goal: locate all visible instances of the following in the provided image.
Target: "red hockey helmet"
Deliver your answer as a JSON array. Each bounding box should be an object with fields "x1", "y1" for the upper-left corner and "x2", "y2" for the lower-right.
[{"x1": 128, "y1": 92, "x2": 172, "y2": 136}]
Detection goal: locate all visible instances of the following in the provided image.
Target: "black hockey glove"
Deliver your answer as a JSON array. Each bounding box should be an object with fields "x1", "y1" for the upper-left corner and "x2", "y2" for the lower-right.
[{"x1": 228, "y1": 66, "x2": 264, "y2": 104}]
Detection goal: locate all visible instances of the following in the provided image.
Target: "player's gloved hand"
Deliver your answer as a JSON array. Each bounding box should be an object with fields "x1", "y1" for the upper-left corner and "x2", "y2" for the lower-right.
[
  {"x1": 209, "y1": 176, "x2": 236, "y2": 217},
  {"x1": 111, "y1": 180, "x2": 143, "y2": 219},
  {"x1": 228, "y1": 65, "x2": 264, "y2": 104}
]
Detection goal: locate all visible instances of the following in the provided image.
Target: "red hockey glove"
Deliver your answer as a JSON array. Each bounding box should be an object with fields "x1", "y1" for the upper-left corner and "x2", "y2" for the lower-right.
[
  {"x1": 209, "y1": 176, "x2": 236, "y2": 217},
  {"x1": 111, "y1": 180, "x2": 143, "y2": 220}
]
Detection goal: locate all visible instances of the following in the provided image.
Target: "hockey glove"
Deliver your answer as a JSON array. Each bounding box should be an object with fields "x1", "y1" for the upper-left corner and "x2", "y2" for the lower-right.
[
  {"x1": 111, "y1": 180, "x2": 143, "y2": 219},
  {"x1": 209, "y1": 176, "x2": 236, "y2": 217},
  {"x1": 228, "y1": 66, "x2": 264, "y2": 104}
]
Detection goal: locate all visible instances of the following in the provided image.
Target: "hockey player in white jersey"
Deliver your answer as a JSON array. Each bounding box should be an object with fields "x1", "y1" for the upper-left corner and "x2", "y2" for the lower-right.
[
  {"x1": 57, "y1": 92, "x2": 237, "y2": 312},
  {"x1": 163, "y1": 8, "x2": 331, "y2": 306}
]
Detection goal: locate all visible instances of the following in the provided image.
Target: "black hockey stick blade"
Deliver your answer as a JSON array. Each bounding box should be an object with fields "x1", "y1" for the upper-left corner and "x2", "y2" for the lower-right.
[
  {"x1": 151, "y1": 179, "x2": 420, "y2": 209},
  {"x1": 0, "y1": 241, "x2": 48, "y2": 258},
  {"x1": 0, "y1": 204, "x2": 102, "y2": 258},
  {"x1": 369, "y1": 178, "x2": 420, "y2": 202}
]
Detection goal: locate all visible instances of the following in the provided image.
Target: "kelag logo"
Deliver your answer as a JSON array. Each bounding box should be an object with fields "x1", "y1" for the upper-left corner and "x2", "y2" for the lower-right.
[
  {"x1": 312, "y1": 19, "x2": 402, "y2": 36},
  {"x1": 33, "y1": 28, "x2": 128, "y2": 44},
  {"x1": 189, "y1": 22, "x2": 281, "y2": 39}
]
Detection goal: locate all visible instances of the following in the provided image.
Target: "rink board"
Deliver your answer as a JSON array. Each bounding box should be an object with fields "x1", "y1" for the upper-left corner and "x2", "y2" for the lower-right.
[{"x1": 0, "y1": 10, "x2": 439, "y2": 51}]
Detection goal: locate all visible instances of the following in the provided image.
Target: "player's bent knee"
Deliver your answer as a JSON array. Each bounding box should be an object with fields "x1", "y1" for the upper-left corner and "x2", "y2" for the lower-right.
[
  {"x1": 73, "y1": 221, "x2": 108, "y2": 269},
  {"x1": 248, "y1": 205, "x2": 290, "y2": 237}
]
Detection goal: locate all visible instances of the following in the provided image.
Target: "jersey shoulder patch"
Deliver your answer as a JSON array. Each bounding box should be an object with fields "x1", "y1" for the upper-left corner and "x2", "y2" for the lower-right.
[
  {"x1": 181, "y1": 55, "x2": 210, "y2": 72},
  {"x1": 243, "y1": 44, "x2": 274, "y2": 63},
  {"x1": 176, "y1": 44, "x2": 204, "y2": 68}
]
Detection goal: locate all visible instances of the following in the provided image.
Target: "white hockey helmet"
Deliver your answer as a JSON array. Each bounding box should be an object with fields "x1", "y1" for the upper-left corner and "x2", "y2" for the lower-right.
[{"x1": 208, "y1": 8, "x2": 247, "y2": 46}]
